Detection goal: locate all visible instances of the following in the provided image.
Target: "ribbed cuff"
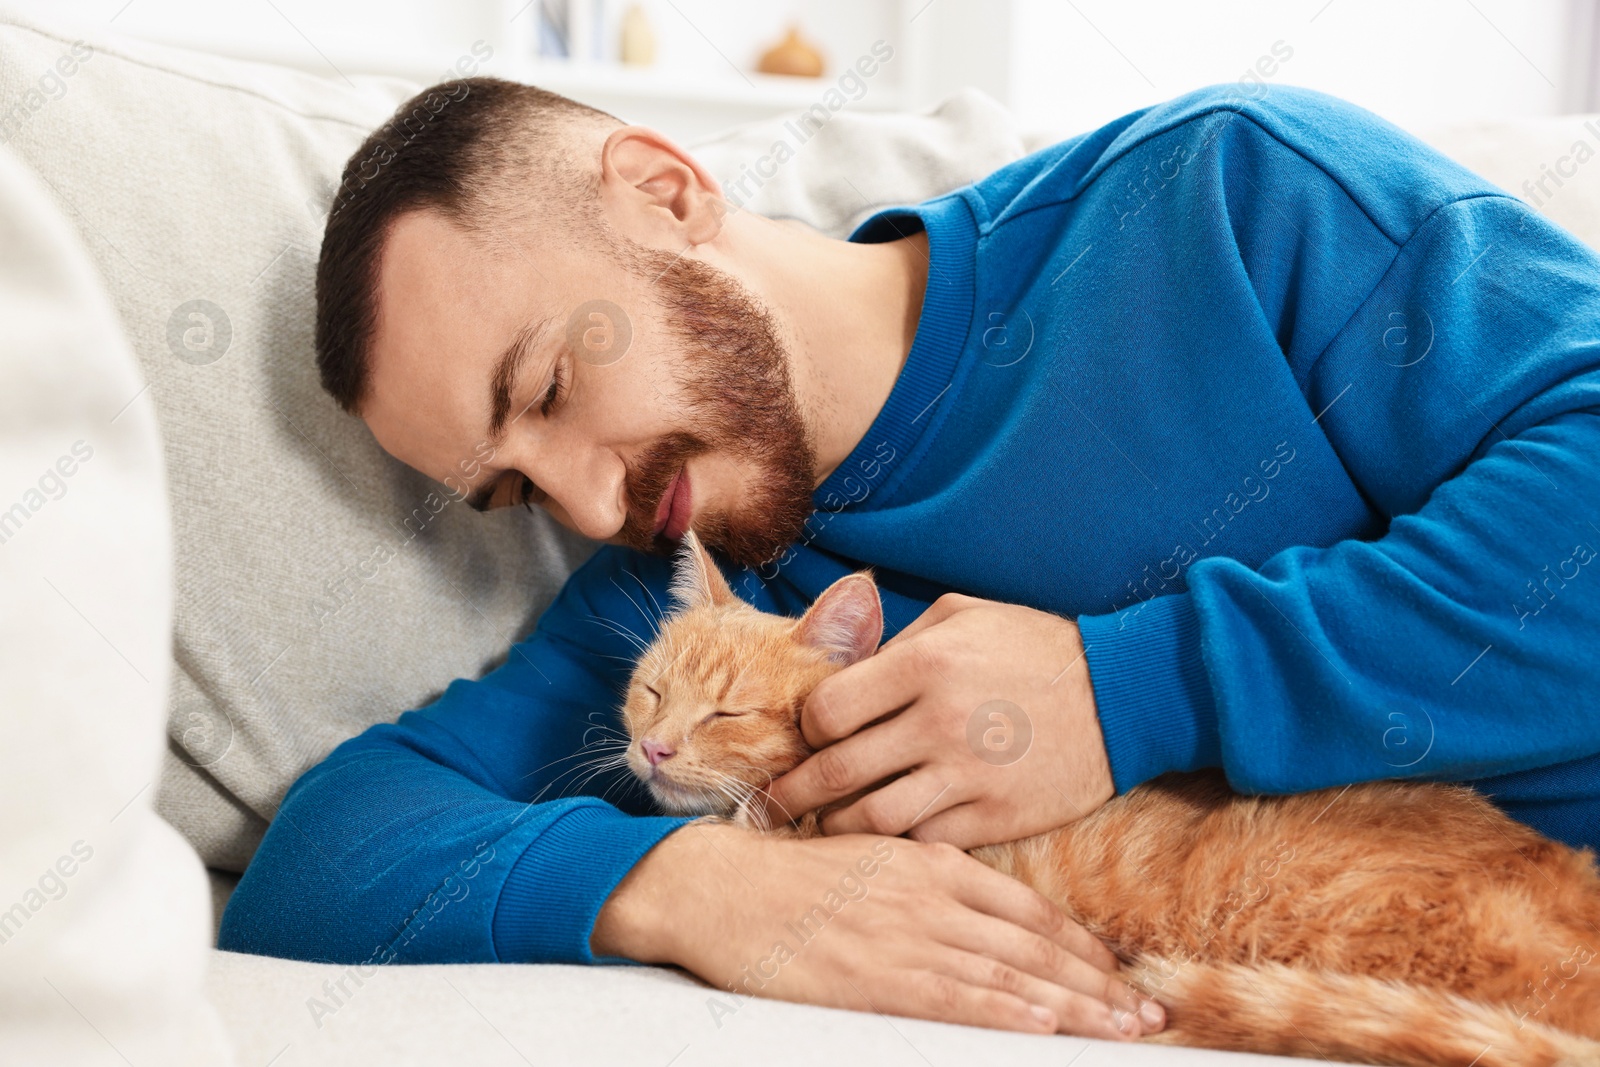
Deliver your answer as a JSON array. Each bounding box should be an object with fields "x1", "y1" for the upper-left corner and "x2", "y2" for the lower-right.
[
  {"x1": 1078, "y1": 592, "x2": 1222, "y2": 794},
  {"x1": 492, "y1": 802, "x2": 691, "y2": 965}
]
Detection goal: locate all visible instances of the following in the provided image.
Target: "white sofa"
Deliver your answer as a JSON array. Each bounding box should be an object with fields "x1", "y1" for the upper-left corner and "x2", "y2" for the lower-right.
[{"x1": 4, "y1": 6, "x2": 1599, "y2": 1065}]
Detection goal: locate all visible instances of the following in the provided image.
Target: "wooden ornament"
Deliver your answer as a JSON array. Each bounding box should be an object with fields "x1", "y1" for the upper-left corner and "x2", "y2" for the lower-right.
[{"x1": 757, "y1": 24, "x2": 825, "y2": 78}]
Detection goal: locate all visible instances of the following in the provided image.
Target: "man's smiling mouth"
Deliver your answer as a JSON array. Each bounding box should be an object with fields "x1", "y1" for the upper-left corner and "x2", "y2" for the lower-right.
[{"x1": 652, "y1": 465, "x2": 693, "y2": 541}]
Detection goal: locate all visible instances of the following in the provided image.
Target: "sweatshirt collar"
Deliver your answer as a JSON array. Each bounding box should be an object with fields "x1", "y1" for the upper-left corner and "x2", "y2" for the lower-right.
[{"x1": 811, "y1": 192, "x2": 978, "y2": 513}]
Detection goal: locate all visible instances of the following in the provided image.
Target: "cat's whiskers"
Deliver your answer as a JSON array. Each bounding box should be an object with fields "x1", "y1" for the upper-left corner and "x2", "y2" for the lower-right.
[
  {"x1": 526, "y1": 743, "x2": 634, "y2": 806},
  {"x1": 567, "y1": 750, "x2": 635, "y2": 797},
  {"x1": 623, "y1": 567, "x2": 668, "y2": 625},
  {"x1": 584, "y1": 614, "x2": 651, "y2": 656},
  {"x1": 519, "y1": 736, "x2": 628, "y2": 784},
  {"x1": 611, "y1": 573, "x2": 666, "y2": 641},
  {"x1": 581, "y1": 720, "x2": 630, "y2": 749},
  {"x1": 596, "y1": 768, "x2": 651, "y2": 808},
  {"x1": 705, "y1": 761, "x2": 802, "y2": 830},
  {"x1": 705, "y1": 773, "x2": 746, "y2": 811},
  {"x1": 695, "y1": 767, "x2": 766, "y2": 824}
]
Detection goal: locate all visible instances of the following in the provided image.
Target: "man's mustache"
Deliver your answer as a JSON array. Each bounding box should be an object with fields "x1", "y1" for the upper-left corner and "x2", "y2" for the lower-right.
[{"x1": 621, "y1": 430, "x2": 709, "y2": 555}]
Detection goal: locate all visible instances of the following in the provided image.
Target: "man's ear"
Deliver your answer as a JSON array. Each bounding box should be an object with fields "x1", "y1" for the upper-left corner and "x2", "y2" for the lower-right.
[
  {"x1": 795, "y1": 573, "x2": 883, "y2": 666},
  {"x1": 598, "y1": 125, "x2": 726, "y2": 247},
  {"x1": 668, "y1": 529, "x2": 736, "y2": 612}
]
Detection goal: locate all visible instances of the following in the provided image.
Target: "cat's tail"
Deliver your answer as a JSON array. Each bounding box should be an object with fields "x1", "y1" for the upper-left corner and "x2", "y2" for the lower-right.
[{"x1": 1127, "y1": 957, "x2": 1599, "y2": 1067}]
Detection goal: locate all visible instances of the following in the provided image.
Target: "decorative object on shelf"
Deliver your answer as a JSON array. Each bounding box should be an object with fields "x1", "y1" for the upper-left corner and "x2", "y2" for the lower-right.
[
  {"x1": 757, "y1": 24, "x2": 825, "y2": 78},
  {"x1": 619, "y1": 4, "x2": 656, "y2": 67}
]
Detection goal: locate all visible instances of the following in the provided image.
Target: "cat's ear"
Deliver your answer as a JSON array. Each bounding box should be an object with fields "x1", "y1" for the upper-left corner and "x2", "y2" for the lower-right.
[
  {"x1": 668, "y1": 529, "x2": 736, "y2": 612},
  {"x1": 796, "y1": 572, "x2": 883, "y2": 666}
]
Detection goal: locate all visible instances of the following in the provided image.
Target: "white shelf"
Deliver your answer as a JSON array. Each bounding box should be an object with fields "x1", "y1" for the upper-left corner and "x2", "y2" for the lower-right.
[
  {"x1": 111, "y1": 36, "x2": 902, "y2": 119},
  {"x1": 509, "y1": 58, "x2": 903, "y2": 111}
]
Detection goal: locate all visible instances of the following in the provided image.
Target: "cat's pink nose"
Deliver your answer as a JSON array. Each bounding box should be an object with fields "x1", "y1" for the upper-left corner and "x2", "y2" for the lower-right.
[{"x1": 642, "y1": 739, "x2": 675, "y2": 767}]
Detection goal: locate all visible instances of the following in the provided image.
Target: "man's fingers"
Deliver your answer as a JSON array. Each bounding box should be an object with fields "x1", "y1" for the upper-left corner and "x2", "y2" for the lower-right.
[
  {"x1": 904, "y1": 800, "x2": 987, "y2": 850},
  {"x1": 915, "y1": 809, "x2": 1164, "y2": 1023},
  {"x1": 878, "y1": 592, "x2": 975, "y2": 651},
  {"x1": 946, "y1": 850, "x2": 1123, "y2": 975},
  {"x1": 819, "y1": 769, "x2": 961, "y2": 837},
  {"x1": 799, "y1": 641, "x2": 924, "y2": 748},
  {"x1": 947, "y1": 906, "x2": 1150, "y2": 1027},
  {"x1": 765, "y1": 721, "x2": 921, "y2": 823},
  {"x1": 908, "y1": 800, "x2": 1020, "y2": 851},
  {"x1": 935, "y1": 949, "x2": 1140, "y2": 1041},
  {"x1": 856, "y1": 968, "x2": 1059, "y2": 1037}
]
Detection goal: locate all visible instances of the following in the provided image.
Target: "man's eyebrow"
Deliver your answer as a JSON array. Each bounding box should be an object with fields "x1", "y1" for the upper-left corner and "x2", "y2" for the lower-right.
[{"x1": 486, "y1": 315, "x2": 555, "y2": 448}]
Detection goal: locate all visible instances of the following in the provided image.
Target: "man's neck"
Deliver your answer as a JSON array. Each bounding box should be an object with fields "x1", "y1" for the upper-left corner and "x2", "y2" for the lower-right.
[{"x1": 712, "y1": 211, "x2": 930, "y2": 487}]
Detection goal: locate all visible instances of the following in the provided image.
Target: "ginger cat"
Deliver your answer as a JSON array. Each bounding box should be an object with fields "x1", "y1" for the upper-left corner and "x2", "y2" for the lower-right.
[{"x1": 619, "y1": 532, "x2": 1600, "y2": 1067}]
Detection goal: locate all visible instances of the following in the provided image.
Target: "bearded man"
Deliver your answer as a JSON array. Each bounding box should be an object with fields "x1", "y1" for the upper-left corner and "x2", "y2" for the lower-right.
[{"x1": 221, "y1": 78, "x2": 1600, "y2": 1041}]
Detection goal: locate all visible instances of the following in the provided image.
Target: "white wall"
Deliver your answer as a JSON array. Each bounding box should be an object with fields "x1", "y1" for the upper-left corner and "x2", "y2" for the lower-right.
[
  {"x1": 24, "y1": 0, "x2": 504, "y2": 68},
  {"x1": 1005, "y1": 0, "x2": 1578, "y2": 140}
]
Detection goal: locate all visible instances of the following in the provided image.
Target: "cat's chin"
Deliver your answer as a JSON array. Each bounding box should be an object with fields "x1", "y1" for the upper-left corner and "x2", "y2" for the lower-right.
[
  {"x1": 646, "y1": 778, "x2": 743, "y2": 819},
  {"x1": 642, "y1": 776, "x2": 816, "y2": 836}
]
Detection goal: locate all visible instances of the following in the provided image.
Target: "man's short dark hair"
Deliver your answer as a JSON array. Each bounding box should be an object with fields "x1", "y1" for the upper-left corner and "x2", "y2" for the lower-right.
[{"x1": 314, "y1": 77, "x2": 617, "y2": 414}]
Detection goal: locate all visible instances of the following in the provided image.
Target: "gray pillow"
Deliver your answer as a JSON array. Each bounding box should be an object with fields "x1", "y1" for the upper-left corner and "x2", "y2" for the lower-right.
[{"x1": 0, "y1": 6, "x2": 1030, "y2": 872}]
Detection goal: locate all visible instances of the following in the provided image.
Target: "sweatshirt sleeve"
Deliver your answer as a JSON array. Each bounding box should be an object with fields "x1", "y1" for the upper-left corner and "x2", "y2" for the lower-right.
[
  {"x1": 218, "y1": 544, "x2": 691, "y2": 966},
  {"x1": 1083, "y1": 192, "x2": 1600, "y2": 807}
]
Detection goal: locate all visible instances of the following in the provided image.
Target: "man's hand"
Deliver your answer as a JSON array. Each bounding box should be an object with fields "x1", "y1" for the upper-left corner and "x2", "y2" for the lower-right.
[
  {"x1": 765, "y1": 593, "x2": 1114, "y2": 849},
  {"x1": 592, "y1": 822, "x2": 1162, "y2": 1039}
]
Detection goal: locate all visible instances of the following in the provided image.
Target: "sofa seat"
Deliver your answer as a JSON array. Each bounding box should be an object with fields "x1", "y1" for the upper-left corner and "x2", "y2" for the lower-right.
[{"x1": 205, "y1": 949, "x2": 1311, "y2": 1067}]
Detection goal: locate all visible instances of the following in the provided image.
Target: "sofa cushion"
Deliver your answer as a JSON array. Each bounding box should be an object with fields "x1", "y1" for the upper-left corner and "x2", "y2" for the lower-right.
[
  {"x1": 1417, "y1": 115, "x2": 1600, "y2": 252},
  {"x1": 688, "y1": 85, "x2": 1027, "y2": 236},
  {"x1": 0, "y1": 8, "x2": 600, "y2": 870}
]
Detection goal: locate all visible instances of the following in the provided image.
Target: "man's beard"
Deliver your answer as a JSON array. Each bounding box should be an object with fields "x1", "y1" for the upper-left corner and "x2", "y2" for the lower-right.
[{"x1": 608, "y1": 240, "x2": 819, "y2": 570}]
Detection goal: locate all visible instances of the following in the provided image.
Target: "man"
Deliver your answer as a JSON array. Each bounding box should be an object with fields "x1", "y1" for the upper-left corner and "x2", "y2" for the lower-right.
[{"x1": 220, "y1": 77, "x2": 1600, "y2": 1040}]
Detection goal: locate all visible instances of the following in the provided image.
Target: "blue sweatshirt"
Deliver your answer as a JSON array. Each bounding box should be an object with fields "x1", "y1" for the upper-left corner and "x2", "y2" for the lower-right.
[{"x1": 221, "y1": 85, "x2": 1600, "y2": 966}]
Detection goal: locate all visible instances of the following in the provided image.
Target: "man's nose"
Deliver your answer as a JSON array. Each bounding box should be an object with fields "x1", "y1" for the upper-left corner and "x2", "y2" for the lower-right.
[
  {"x1": 522, "y1": 440, "x2": 627, "y2": 540},
  {"x1": 641, "y1": 738, "x2": 675, "y2": 766}
]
